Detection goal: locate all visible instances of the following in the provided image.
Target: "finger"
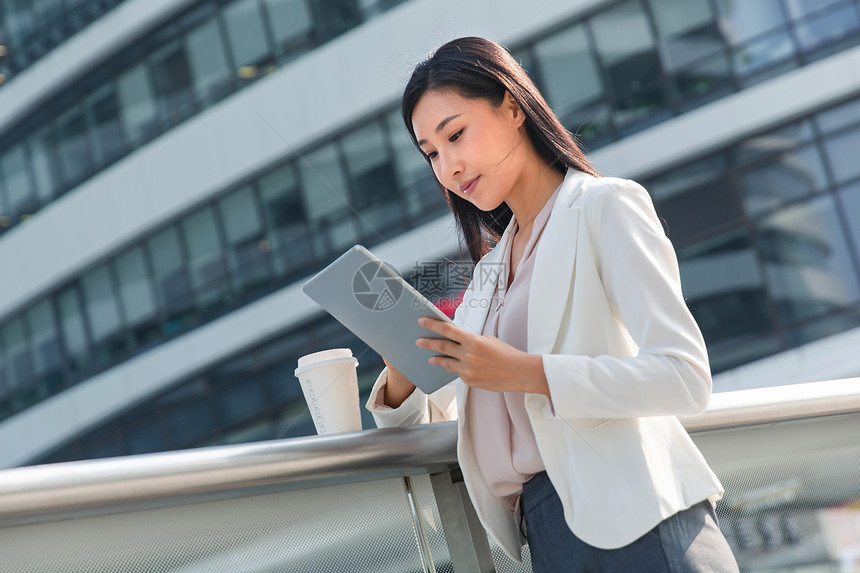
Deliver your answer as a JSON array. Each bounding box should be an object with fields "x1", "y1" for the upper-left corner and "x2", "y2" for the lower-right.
[
  {"x1": 417, "y1": 337, "x2": 460, "y2": 357},
  {"x1": 418, "y1": 317, "x2": 466, "y2": 342},
  {"x1": 428, "y1": 354, "x2": 461, "y2": 374}
]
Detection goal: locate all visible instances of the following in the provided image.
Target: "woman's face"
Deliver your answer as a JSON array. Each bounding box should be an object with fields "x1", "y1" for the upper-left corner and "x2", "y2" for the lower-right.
[{"x1": 411, "y1": 88, "x2": 529, "y2": 211}]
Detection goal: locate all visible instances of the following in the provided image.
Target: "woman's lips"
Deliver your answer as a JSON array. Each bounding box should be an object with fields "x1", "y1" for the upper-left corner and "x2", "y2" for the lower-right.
[{"x1": 459, "y1": 176, "x2": 480, "y2": 196}]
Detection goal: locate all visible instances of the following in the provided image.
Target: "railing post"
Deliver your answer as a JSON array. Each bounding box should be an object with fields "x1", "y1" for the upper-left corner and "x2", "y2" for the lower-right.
[{"x1": 430, "y1": 469, "x2": 496, "y2": 573}]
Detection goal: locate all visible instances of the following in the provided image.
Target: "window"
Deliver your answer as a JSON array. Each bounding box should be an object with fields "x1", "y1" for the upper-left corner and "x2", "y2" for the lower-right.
[
  {"x1": 26, "y1": 300, "x2": 63, "y2": 393},
  {"x1": 147, "y1": 227, "x2": 194, "y2": 334},
  {"x1": 28, "y1": 125, "x2": 61, "y2": 203},
  {"x1": 56, "y1": 105, "x2": 91, "y2": 185},
  {"x1": 185, "y1": 17, "x2": 231, "y2": 102},
  {"x1": 218, "y1": 185, "x2": 271, "y2": 295},
  {"x1": 823, "y1": 125, "x2": 860, "y2": 184},
  {"x1": 713, "y1": 0, "x2": 794, "y2": 80},
  {"x1": 738, "y1": 143, "x2": 828, "y2": 216},
  {"x1": 757, "y1": 195, "x2": 860, "y2": 325},
  {"x1": 341, "y1": 122, "x2": 403, "y2": 237},
  {"x1": 678, "y1": 229, "x2": 780, "y2": 372},
  {"x1": 181, "y1": 207, "x2": 231, "y2": 314},
  {"x1": 649, "y1": 0, "x2": 731, "y2": 108},
  {"x1": 57, "y1": 286, "x2": 89, "y2": 372},
  {"x1": 115, "y1": 247, "x2": 159, "y2": 347},
  {"x1": 258, "y1": 163, "x2": 315, "y2": 277},
  {"x1": 116, "y1": 63, "x2": 159, "y2": 144},
  {"x1": 0, "y1": 317, "x2": 32, "y2": 390},
  {"x1": 309, "y1": 0, "x2": 361, "y2": 42},
  {"x1": 151, "y1": 41, "x2": 194, "y2": 124},
  {"x1": 533, "y1": 25, "x2": 611, "y2": 145},
  {"x1": 263, "y1": 0, "x2": 314, "y2": 56},
  {"x1": 84, "y1": 84, "x2": 124, "y2": 165},
  {"x1": 0, "y1": 143, "x2": 35, "y2": 217},
  {"x1": 82, "y1": 266, "x2": 122, "y2": 342},
  {"x1": 384, "y1": 111, "x2": 439, "y2": 217},
  {"x1": 224, "y1": 0, "x2": 272, "y2": 74},
  {"x1": 590, "y1": 0, "x2": 670, "y2": 132},
  {"x1": 299, "y1": 144, "x2": 358, "y2": 250}
]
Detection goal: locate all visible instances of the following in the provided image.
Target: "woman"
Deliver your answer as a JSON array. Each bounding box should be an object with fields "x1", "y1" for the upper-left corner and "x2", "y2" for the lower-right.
[{"x1": 366, "y1": 37, "x2": 739, "y2": 571}]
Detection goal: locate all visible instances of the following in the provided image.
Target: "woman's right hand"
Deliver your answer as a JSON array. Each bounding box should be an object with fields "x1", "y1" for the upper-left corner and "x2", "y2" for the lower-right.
[{"x1": 382, "y1": 358, "x2": 416, "y2": 408}]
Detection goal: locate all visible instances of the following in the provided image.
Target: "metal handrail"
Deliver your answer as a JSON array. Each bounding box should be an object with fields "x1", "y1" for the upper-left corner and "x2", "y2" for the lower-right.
[{"x1": 0, "y1": 377, "x2": 857, "y2": 523}]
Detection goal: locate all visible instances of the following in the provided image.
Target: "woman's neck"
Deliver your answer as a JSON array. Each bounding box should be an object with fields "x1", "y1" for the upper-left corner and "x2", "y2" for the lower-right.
[{"x1": 506, "y1": 159, "x2": 565, "y2": 233}]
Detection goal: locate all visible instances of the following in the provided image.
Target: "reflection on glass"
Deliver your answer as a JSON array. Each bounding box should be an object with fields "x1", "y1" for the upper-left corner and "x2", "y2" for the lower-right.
[
  {"x1": 151, "y1": 41, "x2": 194, "y2": 123},
  {"x1": 82, "y1": 266, "x2": 123, "y2": 344},
  {"x1": 56, "y1": 106, "x2": 91, "y2": 185},
  {"x1": 264, "y1": 0, "x2": 314, "y2": 55},
  {"x1": 0, "y1": 144, "x2": 34, "y2": 216},
  {"x1": 341, "y1": 123, "x2": 402, "y2": 236},
  {"x1": 224, "y1": 0, "x2": 271, "y2": 71},
  {"x1": 300, "y1": 144, "x2": 349, "y2": 222},
  {"x1": 57, "y1": 287, "x2": 88, "y2": 371},
  {"x1": 714, "y1": 0, "x2": 794, "y2": 78},
  {"x1": 783, "y1": 0, "x2": 847, "y2": 19},
  {"x1": 182, "y1": 207, "x2": 230, "y2": 312},
  {"x1": 147, "y1": 227, "x2": 194, "y2": 333},
  {"x1": 823, "y1": 124, "x2": 860, "y2": 184},
  {"x1": 533, "y1": 25, "x2": 603, "y2": 114},
  {"x1": 650, "y1": 0, "x2": 719, "y2": 69},
  {"x1": 185, "y1": 18, "x2": 231, "y2": 101},
  {"x1": 114, "y1": 247, "x2": 158, "y2": 344},
  {"x1": 1, "y1": 318, "x2": 32, "y2": 390},
  {"x1": 738, "y1": 143, "x2": 827, "y2": 216},
  {"x1": 792, "y1": 2, "x2": 859, "y2": 54},
  {"x1": 653, "y1": 176, "x2": 743, "y2": 246},
  {"x1": 838, "y1": 181, "x2": 860, "y2": 253},
  {"x1": 757, "y1": 196, "x2": 860, "y2": 324},
  {"x1": 116, "y1": 63, "x2": 159, "y2": 144},
  {"x1": 816, "y1": 97, "x2": 860, "y2": 133},
  {"x1": 218, "y1": 185, "x2": 271, "y2": 294},
  {"x1": 733, "y1": 120, "x2": 814, "y2": 164},
  {"x1": 28, "y1": 125, "x2": 60, "y2": 203},
  {"x1": 26, "y1": 300, "x2": 61, "y2": 385},
  {"x1": 714, "y1": 0, "x2": 786, "y2": 44},
  {"x1": 385, "y1": 112, "x2": 439, "y2": 217},
  {"x1": 84, "y1": 85, "x2": 124, "y2": 165},
  {"x1": 259, "y1": 163, "x2": 315, "y2": 277},
  {"x1": 310, "y1": 0, "x2": 361, "y2": 42},
  {"x1": 679, "y1": 229, "x2": 779, "y2": 372},
  {"x1": 591, "y1": 0, "x2": 669, "y2": 131}
]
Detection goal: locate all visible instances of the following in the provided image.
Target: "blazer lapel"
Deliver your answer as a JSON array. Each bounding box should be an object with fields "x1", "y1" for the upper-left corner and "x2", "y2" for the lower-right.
[{"x1": 528, "y1": 170, "x2": 589, "y2": 353}]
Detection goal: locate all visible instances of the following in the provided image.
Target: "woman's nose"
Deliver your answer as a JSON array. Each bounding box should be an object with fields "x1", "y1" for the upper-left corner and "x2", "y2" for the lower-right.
[{"x1": 441, "y1": 153, "x2": 463, "y2": 181}]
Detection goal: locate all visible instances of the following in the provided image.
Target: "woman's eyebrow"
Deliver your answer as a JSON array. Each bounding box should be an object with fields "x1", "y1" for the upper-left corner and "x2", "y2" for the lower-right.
[{"x1": 417, "y1": 114, "x2": 462, "y2": 146}]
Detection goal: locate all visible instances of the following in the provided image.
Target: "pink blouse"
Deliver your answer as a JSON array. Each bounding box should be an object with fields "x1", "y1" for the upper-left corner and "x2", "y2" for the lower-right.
[{"x1": 467, "y1": 183, "x2": 562, "y2": 511}]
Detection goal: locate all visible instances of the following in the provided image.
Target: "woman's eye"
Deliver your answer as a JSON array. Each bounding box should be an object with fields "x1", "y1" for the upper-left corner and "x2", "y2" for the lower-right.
[
  {"x1": 426, "y1": 151, "x2": 438, "y2": 160},
  {"x1": 449, "y1": 129, "x2": 463, "y2": 143}
]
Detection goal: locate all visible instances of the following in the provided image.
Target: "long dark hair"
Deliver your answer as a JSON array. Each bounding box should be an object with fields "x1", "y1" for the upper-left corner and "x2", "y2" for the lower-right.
[{"x1": 401, "y1": 36, "x2": 599, "y2": 263}]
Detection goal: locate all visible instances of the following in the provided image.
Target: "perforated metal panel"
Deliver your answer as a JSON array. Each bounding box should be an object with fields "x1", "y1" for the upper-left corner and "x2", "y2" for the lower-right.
[{"x1": 0, "y1": 478, "x2": 426, "y2": 572}]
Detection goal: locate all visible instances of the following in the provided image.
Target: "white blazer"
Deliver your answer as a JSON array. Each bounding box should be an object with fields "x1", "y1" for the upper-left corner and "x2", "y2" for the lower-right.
[{"x1": 367, "y1": 169, "x2": 723, "y2": 559}]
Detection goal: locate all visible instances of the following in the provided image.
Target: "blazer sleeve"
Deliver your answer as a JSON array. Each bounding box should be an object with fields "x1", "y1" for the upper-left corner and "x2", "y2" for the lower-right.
[
  {"x1": 364, "y1": 292, "x2": 467, "y2": 428},
  {"x1": 541, "y1": 178, "x2": 713, "y2": 419}
]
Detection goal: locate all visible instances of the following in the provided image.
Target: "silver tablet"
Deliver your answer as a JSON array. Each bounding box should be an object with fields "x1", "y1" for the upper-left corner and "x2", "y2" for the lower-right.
[{"x1": 302, "y1": 245, "x2": 457, "y2": 394}]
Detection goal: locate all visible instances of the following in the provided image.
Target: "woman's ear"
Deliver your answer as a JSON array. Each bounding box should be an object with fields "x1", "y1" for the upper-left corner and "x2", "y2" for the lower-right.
[{"x1": 504, "y1": 91, "x2": 526, "y2": 127}]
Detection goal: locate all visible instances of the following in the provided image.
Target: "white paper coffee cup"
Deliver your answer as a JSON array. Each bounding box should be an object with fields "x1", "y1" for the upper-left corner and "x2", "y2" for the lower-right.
[{"x1": 295, "y1": 348, "x2": 361, "y2": 435}]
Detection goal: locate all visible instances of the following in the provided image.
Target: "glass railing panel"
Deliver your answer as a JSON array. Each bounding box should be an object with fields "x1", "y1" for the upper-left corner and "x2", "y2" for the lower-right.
[{"x1": 0, "y1": 476, "x2": 429, "y2": 572}]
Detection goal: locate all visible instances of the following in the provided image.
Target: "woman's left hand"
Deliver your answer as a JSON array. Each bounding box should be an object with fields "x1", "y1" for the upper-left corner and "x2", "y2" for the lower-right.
[{"x1": 416, "y1": 317, "x2": 550, "y2": 395}]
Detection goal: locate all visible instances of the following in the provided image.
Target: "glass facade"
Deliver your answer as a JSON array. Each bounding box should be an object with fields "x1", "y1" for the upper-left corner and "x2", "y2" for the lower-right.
[
  {"x1": 14, "y1": 90, "x2": 860, "y2": 465},
  {"x1": 0, "y1": 0, "x2": 128, "y2": 85},
  {"x1": 3, "y1": 0, "x2": 860, "y2": 236},
  {"x1": 0, "y1": 108, "x2": 448, "y2": 424},
  {"x1": 0, "y1": 0, "x2": 410, "y2": 234}
]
